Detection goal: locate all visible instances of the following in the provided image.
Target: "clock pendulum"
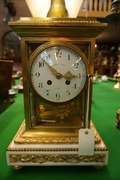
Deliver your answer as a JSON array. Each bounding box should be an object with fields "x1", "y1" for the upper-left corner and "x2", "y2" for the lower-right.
[{"x1": 6, "y1": 16, "x2": 108, "y2": 169}]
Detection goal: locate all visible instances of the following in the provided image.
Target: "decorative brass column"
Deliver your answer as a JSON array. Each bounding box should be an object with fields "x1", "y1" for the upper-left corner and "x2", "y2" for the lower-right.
[
  {"x1": 106, "y1": 1, "x2": 120, "y2": 128},
  {"x1": 114, "y1": 57, "x2": 120, "y2": 89},
  {"x1": 110, "y1": 0, "x2": 120, "y2": 89}
]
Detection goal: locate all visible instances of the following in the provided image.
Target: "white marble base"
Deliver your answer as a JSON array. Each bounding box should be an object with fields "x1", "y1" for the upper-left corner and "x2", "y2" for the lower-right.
[{"x1": 6, "y1": 121, "x2": 108, "y2": 168}]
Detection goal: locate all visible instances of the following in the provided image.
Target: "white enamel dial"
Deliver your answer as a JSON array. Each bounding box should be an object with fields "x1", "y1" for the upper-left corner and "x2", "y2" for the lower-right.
[{"x1": 28, "y1": 43, "x2": 88, "y2": 103}]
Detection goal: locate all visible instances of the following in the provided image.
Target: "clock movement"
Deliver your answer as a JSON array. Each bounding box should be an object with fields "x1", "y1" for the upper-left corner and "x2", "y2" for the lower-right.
[{"x1": 6, "y1": 17, "x2": 108, "y2": 168}]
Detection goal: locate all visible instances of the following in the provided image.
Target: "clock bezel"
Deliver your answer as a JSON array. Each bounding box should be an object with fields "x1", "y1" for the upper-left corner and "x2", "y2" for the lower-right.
[{"x1": 27, "y1": 41, "x2": 89, "y2": 104}]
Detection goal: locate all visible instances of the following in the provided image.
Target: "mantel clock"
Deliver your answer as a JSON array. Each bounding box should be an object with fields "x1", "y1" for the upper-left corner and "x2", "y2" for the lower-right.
[{"x1": 6, "y1": 17, "x2": 108, "y2": 168}]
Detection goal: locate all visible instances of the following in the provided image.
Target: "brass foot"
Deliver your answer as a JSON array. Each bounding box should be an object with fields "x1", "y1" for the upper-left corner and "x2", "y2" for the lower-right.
[
  {"x1": 94, "y1": 165, "x2": 103, "y2": 169},
  {"x1": 12, "y1": 166, "x2": 23, "y2": 170}
]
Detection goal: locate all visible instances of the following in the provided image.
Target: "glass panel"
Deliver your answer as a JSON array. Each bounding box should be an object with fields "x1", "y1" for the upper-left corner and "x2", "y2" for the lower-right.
[
  {"x1": 2, "y1": 30, "x2": 21, "y2": 62},
  {"x1": 29, "y1": 93, "x2": 86, "y2": 129}
]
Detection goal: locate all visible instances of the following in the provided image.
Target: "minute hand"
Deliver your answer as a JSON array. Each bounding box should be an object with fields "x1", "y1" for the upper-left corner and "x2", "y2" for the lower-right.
[{"x1": 42, "y1": 59, "x2": 63, "y2": 79}]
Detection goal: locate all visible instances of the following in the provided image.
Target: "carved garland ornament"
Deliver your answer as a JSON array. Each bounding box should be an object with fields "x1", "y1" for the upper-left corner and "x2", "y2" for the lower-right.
[{"x1": 9, "y1": 154, "x2": 105, "y2": 164}]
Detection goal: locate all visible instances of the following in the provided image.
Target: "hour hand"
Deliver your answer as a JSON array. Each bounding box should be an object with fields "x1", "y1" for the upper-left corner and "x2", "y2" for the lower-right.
[
  {"x1": 64, "y1": 71, "x2": 78, "y2": 80},
  {"x1": 42, "y1": 58, "x2": 63, "y2": 79}
]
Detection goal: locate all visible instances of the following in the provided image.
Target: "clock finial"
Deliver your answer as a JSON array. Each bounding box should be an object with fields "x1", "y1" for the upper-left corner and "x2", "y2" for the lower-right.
[{"x1": 47, "y1": 0, "x2": 68, "y2": 17}]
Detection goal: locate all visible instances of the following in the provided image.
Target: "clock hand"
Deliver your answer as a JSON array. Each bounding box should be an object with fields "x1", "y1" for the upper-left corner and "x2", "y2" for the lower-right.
[
  {"x1": 64, "y1": 71, "x2": 78, "y2": 80},
  {"x1": 42, "y1": 58, "x2": 63, "y2": 79},
  {"x1": 42, "y1": 58, "x2": 77, "y2": 80}
]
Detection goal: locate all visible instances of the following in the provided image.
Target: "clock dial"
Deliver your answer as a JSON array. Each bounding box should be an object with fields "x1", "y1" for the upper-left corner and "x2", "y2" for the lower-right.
[{"x1": 28, "y1": 43, "x2": 88, "y2": 103}]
